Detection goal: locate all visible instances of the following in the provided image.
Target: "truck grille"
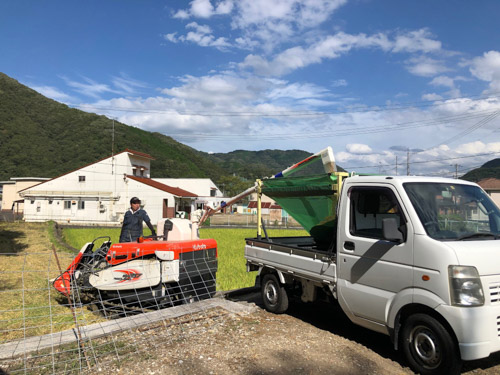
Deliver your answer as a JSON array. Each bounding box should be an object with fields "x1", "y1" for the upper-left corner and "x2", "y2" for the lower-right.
[{"x1": 490, "y1": 283, "x2": 500, "y2": 304}]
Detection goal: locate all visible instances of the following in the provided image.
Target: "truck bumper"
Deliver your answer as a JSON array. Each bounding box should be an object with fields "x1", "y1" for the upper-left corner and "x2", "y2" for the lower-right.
[{"x1": 436, "y1": 304, "x2": 500, "y2": 361}]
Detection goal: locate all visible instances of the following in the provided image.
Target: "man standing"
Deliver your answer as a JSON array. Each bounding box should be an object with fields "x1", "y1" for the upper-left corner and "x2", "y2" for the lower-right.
[{"x1": 119, "y1": 197, "x2": 156, "y2": 242}]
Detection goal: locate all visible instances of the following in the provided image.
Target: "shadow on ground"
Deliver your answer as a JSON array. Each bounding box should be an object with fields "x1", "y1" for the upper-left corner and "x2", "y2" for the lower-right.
[{"x1": 0, "y1": 229, "x2": 27, "y2": 255}]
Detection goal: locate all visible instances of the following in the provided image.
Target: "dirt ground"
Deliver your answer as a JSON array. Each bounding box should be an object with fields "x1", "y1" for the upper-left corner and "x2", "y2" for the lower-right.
[{"x1": 101, "y1": 292, "x2": 500, "y2": 375}]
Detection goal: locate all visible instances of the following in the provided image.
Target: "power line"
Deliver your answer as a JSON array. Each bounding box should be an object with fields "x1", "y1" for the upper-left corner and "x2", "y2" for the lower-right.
[
  {"x1": 343, "y1": 150, "x2": 500, "y2": 170},
  {"x1": 70, "y1": 92, "x2": 500, "y2": 118},
  {"x1": 166, "y1": 110, "x2": 500, "y2": 140},
  {"x1": 430, "y1": 110, "x2": 500, "y2": 148}
]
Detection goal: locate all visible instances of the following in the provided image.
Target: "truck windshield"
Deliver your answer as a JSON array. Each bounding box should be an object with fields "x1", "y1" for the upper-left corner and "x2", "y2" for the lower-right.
[{"x1": 404, "y1": 182, "x2": 500, "y2": 240}]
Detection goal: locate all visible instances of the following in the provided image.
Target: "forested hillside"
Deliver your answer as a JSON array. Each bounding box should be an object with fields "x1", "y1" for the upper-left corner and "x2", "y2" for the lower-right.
[{"x1": 461, "y1": 159, "x2": 500, "y2": 182}]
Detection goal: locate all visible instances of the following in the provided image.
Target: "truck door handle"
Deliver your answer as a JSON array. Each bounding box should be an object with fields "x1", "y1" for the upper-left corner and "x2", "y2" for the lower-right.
[{"x1": 344, "y1": 241, "x2": 355, "y2": 251}]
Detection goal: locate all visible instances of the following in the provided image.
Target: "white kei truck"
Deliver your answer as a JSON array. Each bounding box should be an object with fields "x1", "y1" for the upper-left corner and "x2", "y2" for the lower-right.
[{"x1": 243, "y1": 166, "x2": 500, "y2": 374}]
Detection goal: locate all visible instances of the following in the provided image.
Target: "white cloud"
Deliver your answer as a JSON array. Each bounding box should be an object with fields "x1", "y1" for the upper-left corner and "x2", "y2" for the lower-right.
[
  {"x1": 162, "y1": 74, "x2": 263, "y2": 104},
  {"x1": 174, "y1": 0, "x2": 234, "y2": 19},
  {"x1": 164, "y1": 32, "x2": 179, "y2": 43},
  {"x1": 422, "y1": 93, "x2": 443, "y2": 101},
  {"x1": 240, "y1": 30, "x2": 445, "y2": 76},
  {"x1": 172, "y1": 9, "x2": 190, "y2": 19},
  {"x1": 392, "y1": 29, "x2": 441, "y2": 53},
  {"x1": 429, "y1": 75, "x2": 454, "y2": 88},
  {"x1": 60, "y1": 75, "x2": 147, "y2": 99},
  {"x1": 332, "y1": 79, "x2": 347, "y2": 87},
  {"x1": 171, "y1": 0, "x2": 347, "y2": 51},
  {"x1": 62, "y1": 76, "x2": 120, "y2": 99},
  {"x1": 470, "y1": 50, "x2": 500, "y2": 93},
  {"x1": 346, "y1": 143, "x2": 372, "y2": 154},
  {"x1": 455, "y1": 141, "x2": 500, "y2": 155},
  {"x1": 164, "y1": 22, "x2": 231, "y2": 49},
  {"x1": 31, "y1": 85, "x2": 74, "y2": 102},
  {"x1": 187, "y1": 22, "x2": 212, "y2": 34},
  {"x1": 405, "y1": 56, "x2": 449, "y2": 77},
  {"x1": 334, "y1": 139, "x2": 500, "y2": 177},
  {"x1": 191, "y1": 0, "x2": 216, "y2": 18},
  {"x1": 111, "y1": 75, "x2": 148, "y2": 94}
]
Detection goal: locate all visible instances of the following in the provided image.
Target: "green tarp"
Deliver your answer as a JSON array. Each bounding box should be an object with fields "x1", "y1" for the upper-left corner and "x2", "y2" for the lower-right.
[{"x1": 262, "y1": 174, "x2": 338, "y2": 245}]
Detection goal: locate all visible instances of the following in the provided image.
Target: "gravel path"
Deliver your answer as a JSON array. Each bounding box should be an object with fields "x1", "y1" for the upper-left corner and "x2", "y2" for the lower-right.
[
  {"x1": 81, "y1": 291, "x2": 485, "y2": 375},
  {"x1": 105, "y1": 304, "x2": 411, "y2": 375},
  {"x1": 100, "y1": 292, "x2": 500, "y2": 375}
]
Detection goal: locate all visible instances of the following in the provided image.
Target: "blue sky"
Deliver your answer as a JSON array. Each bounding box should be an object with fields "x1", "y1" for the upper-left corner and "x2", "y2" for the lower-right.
[{"x1": 2, "y1": 0, "x2": 500, "y2": 176}]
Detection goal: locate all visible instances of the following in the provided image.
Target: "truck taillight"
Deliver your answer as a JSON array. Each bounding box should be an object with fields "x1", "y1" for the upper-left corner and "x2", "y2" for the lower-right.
[{"x1": 448, "y1": 265, "x2": 484, "y2": 307}]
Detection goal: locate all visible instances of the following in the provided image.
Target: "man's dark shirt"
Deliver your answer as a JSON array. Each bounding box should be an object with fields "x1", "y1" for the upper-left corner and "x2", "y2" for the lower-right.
[{"x1": 119, "y1": 208, "x2": 154, "y2": 242}]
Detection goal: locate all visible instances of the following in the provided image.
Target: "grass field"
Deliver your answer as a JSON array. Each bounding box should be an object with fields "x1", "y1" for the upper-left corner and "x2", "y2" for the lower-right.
[
  {"x1": 0, "y1": 222, "x2": 106, "y2": 341},
  {"x1": 62, "y1": 226, "x2": 308, "y2": 291}
]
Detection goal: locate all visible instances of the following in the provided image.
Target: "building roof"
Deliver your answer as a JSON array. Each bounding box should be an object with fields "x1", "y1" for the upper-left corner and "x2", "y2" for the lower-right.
[
  {"x1": 10, "y1": 177, "x2": 51, "y2": 182},
  {"x1": 127, "y1": 175, "x2": 197, "y2": 197},
  {"x1": 477, "y1": 178, "x2": 500, "y2": 190},
  {"x1": 124, "y1": 149, "x2": 155, "y2": 160}
]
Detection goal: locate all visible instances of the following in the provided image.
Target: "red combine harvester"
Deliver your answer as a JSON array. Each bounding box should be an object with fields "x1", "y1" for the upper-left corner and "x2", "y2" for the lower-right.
[{"x1": 53, "y1": 218, "x2": 217, "y2": 314}]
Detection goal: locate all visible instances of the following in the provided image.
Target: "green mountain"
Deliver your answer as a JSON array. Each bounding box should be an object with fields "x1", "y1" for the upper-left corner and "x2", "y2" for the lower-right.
[
  {"x1": 461, "y1": 159, "x2": 500, "y2": 182},
  {"x1": 0, "y1": 72, "x2": 336, "y2": 192}
]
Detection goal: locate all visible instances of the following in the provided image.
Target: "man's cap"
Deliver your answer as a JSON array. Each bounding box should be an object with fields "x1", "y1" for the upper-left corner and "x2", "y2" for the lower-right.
[{"x1": 130, "y1": 197, "x2": 141, "y2": 204}]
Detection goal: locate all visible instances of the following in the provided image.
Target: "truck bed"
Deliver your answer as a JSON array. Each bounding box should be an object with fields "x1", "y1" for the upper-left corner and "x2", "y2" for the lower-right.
[{"x1": 245, "y1": 236, "x2": 337, "y2": 286}]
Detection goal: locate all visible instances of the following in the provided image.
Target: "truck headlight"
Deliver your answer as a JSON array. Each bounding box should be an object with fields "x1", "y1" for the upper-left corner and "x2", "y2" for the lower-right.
[{"x1": 448, "y1": 265, "x2": 484, "y2": 307}]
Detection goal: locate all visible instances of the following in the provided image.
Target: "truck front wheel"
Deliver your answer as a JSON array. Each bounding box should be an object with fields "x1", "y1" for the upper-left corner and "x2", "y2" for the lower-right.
[
  {"x1": 401, "y1": 313, "x2": 461, "y2": 375},
  {"x1": 261, "y1": 273, "x2": 289, "y2": 314}
]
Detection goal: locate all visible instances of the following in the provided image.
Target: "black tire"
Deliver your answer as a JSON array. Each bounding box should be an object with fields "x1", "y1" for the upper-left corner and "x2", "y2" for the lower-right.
[
  {"x1": 401, "y1": 313, "x2": 461, "y2": 375},
  {"x1": 261, "y1": 273, "x2": 289, "y2": 314}
]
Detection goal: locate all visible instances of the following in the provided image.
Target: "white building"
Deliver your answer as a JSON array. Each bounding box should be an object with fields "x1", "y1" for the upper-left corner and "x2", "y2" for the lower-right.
[
  {"x1": 154, "y1": 178, "x2": 225, "y2": 211},
  {"x1": 1, "y1": 177, "x2": 50, "y2": 213},
  {"x1": 19, "y1": 149, "x2": 222, "y2": 225}
]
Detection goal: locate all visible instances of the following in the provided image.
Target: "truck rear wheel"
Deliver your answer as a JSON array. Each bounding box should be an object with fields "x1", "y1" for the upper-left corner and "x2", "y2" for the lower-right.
[
  {"x1": 261, "y1": 273, "x2": 289, "y2": 314},
  {"x1": 401, "y1": 313, "x2": 461, "y2": 375}
]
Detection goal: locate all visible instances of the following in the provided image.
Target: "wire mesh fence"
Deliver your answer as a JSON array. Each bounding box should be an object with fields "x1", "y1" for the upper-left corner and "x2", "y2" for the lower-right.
[{"x1": 0, "y1": 240, "x2": 238, "y2": 375}]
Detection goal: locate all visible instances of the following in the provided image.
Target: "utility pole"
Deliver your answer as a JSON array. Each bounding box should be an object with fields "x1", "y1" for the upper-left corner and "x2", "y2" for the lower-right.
[
  {"x1": 454, "y1": 164, "x2": 461, "y2": 179},
  {"x1": 112, "y1": 118, "x2": 115, "y2": 157}
]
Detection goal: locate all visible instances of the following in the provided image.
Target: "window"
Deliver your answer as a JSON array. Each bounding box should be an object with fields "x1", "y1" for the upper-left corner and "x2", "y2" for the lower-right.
[
  {"x1": 404, "y1": 182, "x2": 500, "y2": 240},
  {"x1": 210, "y1": 189, "x2": 216, "y2": 197},
  {"x1": 64, "y1": 201, "x2": 71, "y2": 209},
  {"x1": 349, "y1": 187, "x2": 406, "y2": 240},
  {"x1": 79, "y1": 176, "x2": 85, "y2": 182},
  {"x1": 78, "y1": 201, "x2": 85, "y2": 210}
]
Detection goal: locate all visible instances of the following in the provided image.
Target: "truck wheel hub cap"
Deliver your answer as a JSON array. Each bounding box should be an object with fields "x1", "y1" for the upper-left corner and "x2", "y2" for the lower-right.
[
  {"x1": 265, "y1": 282, "x2": 278, "y2": 305},
  {"x1": 411, "y1": 326, "x2": 440, "y2": 368}
]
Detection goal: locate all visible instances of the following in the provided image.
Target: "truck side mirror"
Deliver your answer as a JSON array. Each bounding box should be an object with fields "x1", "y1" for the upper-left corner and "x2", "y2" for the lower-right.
[{"x1": 382, "y1": 218, "x2": 404, "y2": 243}]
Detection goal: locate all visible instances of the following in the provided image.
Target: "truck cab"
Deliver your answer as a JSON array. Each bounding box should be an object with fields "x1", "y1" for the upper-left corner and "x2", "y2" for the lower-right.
[{"x1": 246, "y1": 174, "x2": 500, "y2": 374}]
